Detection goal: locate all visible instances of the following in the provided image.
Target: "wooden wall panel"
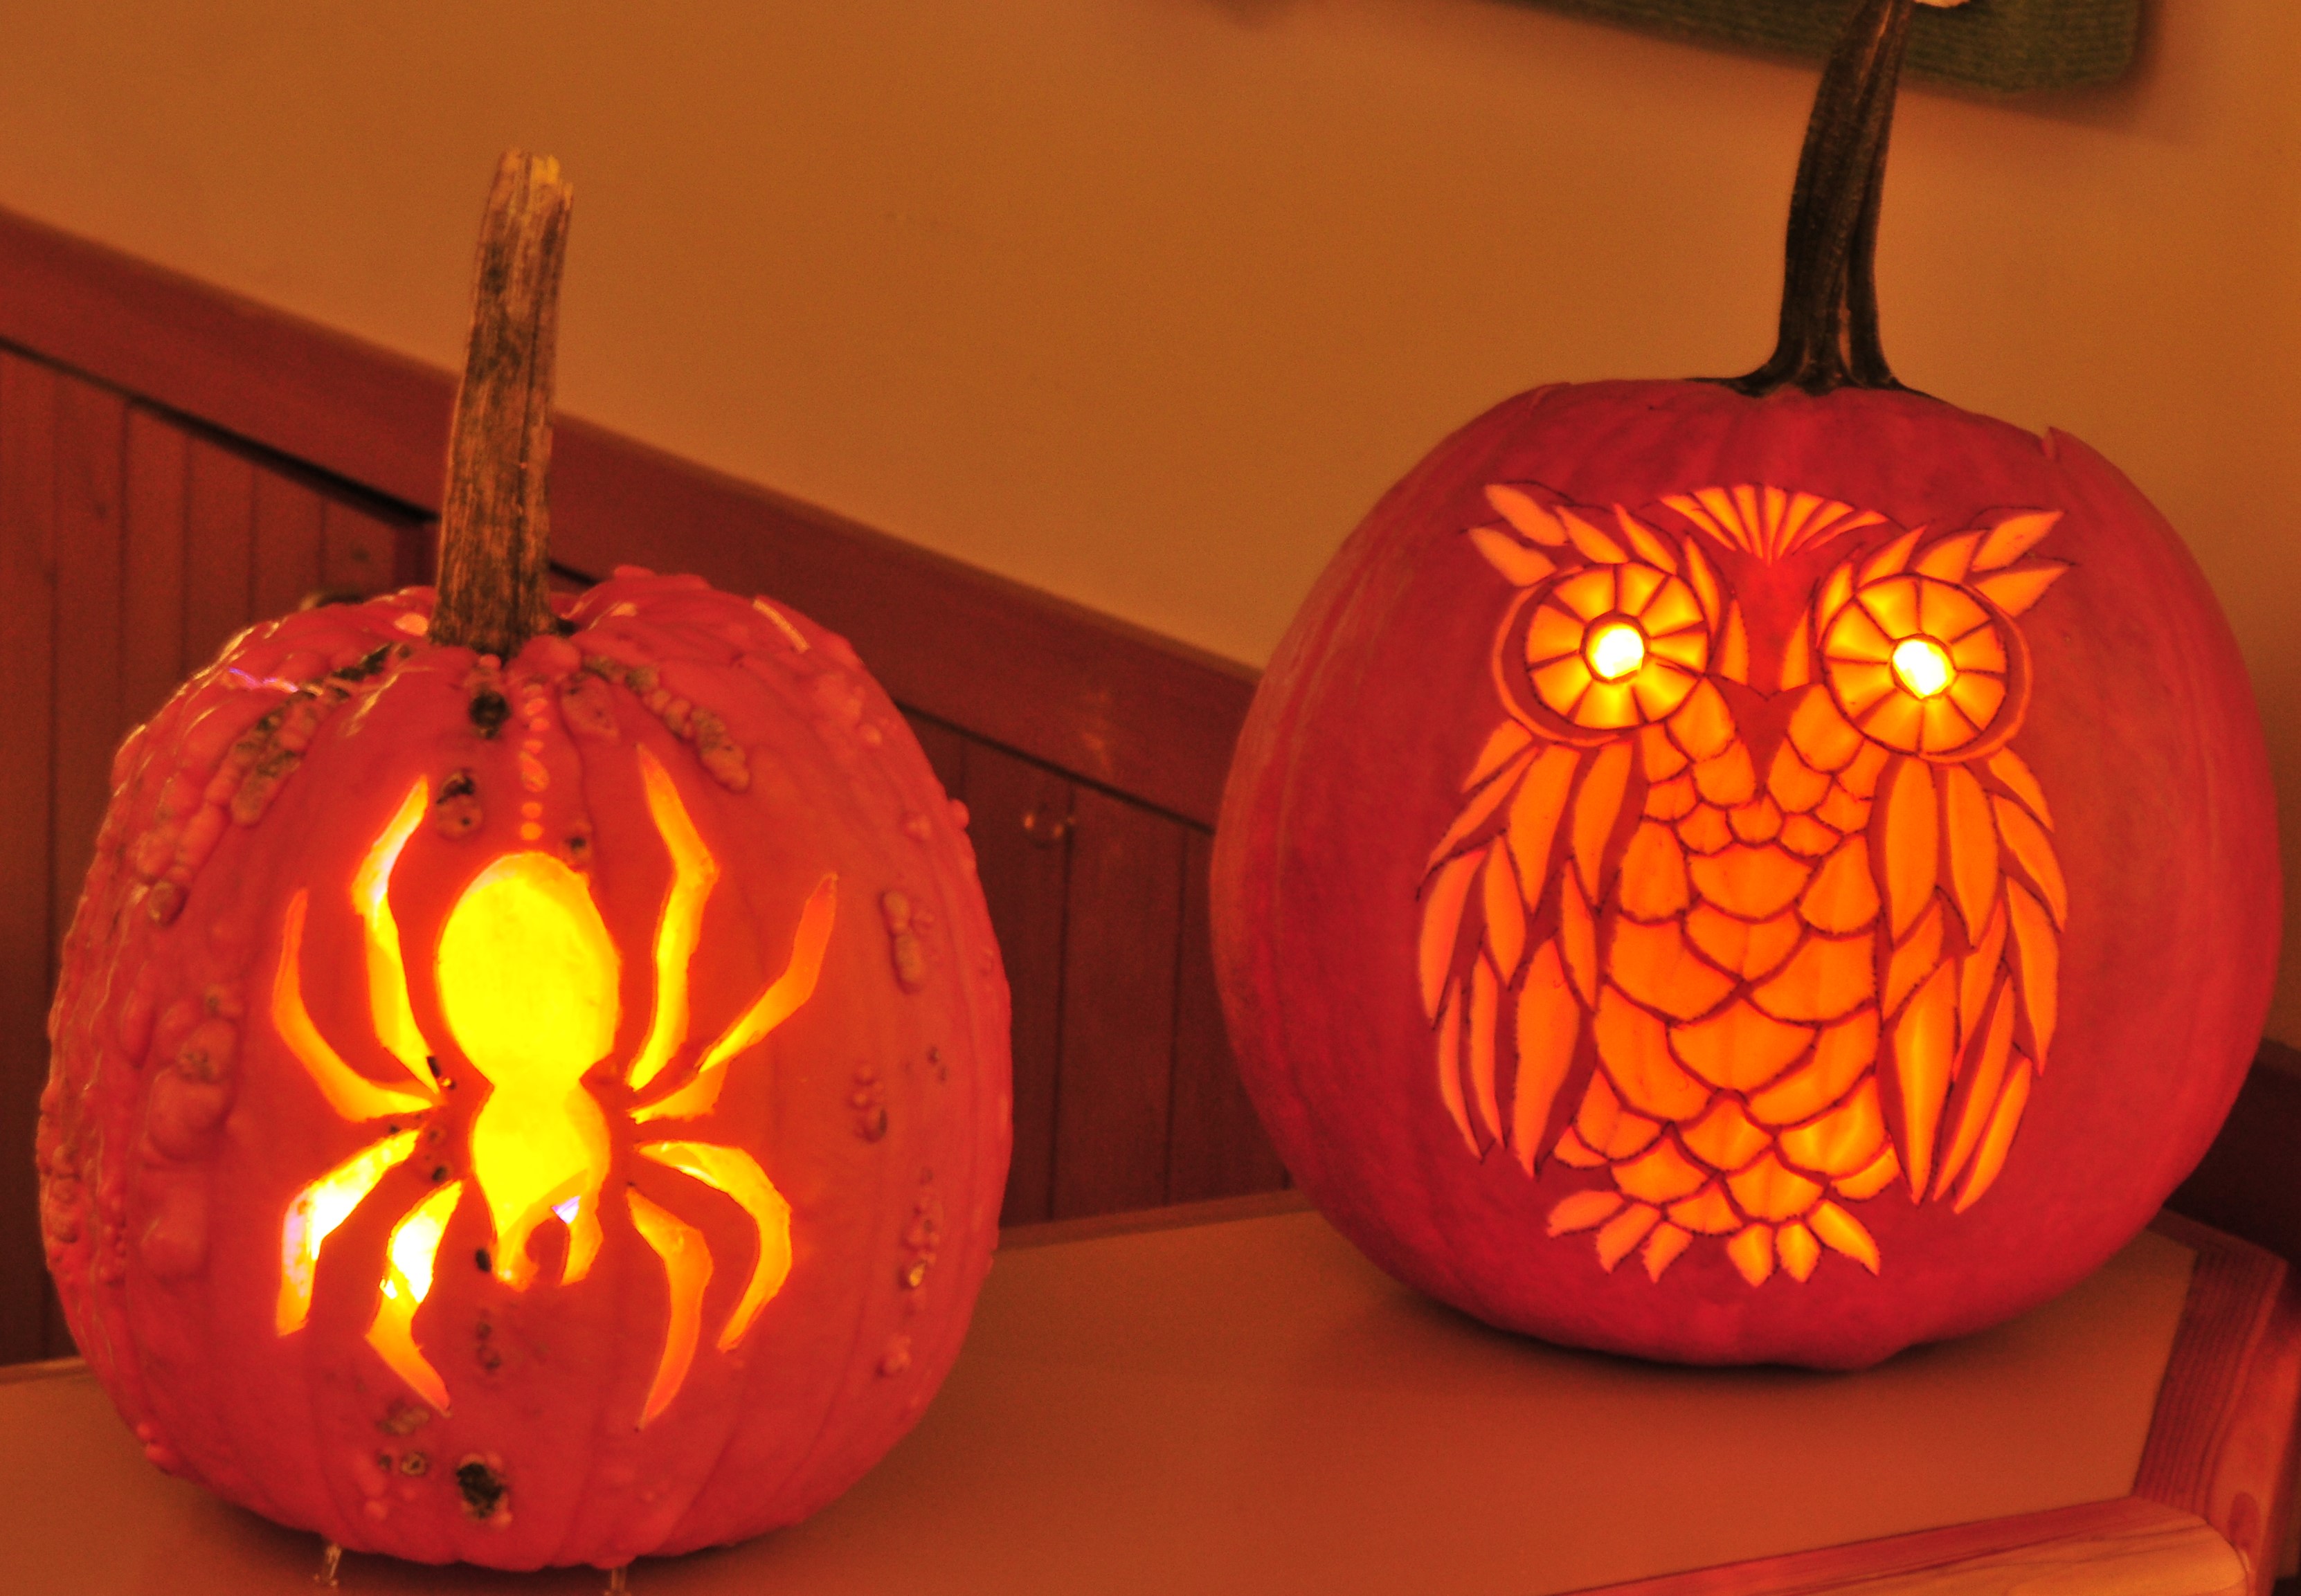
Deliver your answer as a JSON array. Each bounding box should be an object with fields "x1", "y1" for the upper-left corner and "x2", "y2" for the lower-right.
[
  {"x1": 0, "y1": 374, "x2": 428, "y2": 1359},
  {"x1": 48, "y1": 379, "x2": 127, "y2": 959},
  {"x1": 2167, "y1": 1042, "x2": 2301, "y2": 1267},
  {"x1": 318, "y1": 500, "x2": 410, "y2": 597},
  {"x1": 181, "y1": 435, "x2": 255, "y2": 671},
  {"x1": 957, "y1": 742, "x2": 1075, "y2": 1226},
  {"x1": 902, "y1": 714, "x2": 968, "y2": 801},
  {"x1": 120, "y1": 410, "x2": 190, "y2": 726},
  {"x1": 1053, "y1": 786, "x2": 1185, "y2": 1219},
  {"x1": 0, "y1": 353, "x2": 58, "y2": 1364},
  {"x1": 42, "y1": 379, "x2": 130, "y2": 1360},
  {"x1": 249, "y1": 469, "x2": 325, "y2": 620},
  {"x1": 896, "y1": 706, "x2": 1284, "y2": 1224},
  {"x1": 1168, "y1": 830, "x2": 1288, "y2": 1204}
]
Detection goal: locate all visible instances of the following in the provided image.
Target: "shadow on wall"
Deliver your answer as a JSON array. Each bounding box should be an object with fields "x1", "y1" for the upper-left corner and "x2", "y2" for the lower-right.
[{"x1": 1417, "y1": 0, "x2": 2172, "y2": 117}]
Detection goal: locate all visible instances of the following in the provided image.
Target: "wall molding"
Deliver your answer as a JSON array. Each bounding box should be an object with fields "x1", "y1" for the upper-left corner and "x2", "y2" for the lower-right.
[{"x1": 0, "y1": 203, "x2": 1254, "y2": 828}]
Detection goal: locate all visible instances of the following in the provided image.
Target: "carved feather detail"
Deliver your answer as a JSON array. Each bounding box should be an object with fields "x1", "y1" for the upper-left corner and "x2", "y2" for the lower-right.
[{"x1": 1427, "y1": 487, "x2": 2068, "y2": 1285}]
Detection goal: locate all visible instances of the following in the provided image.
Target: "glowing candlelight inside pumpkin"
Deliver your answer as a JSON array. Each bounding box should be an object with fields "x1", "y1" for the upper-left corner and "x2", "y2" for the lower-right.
[
  {"x1": 1890, "y1": 635, "x2": 1954, "y2": 700},
  {"x1": 1585, "y1": 620, "x2": 1648, "y2": 682}
]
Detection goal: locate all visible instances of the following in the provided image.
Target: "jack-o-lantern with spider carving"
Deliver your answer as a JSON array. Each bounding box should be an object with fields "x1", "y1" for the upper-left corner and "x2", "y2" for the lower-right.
[
  {"x1": 37, "y1": 157, "x2": 1010, "y2": 1570},
  {"x1": 1211, "y1": 0, "x2": 2278, "y2": 1368}
]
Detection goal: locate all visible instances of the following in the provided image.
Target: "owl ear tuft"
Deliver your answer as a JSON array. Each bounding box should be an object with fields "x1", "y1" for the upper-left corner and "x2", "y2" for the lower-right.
[
  {"x1": 1679, "y1": 536, "x2": 1724, "y2": 630},
  {"x1": 1557, "y1": 508, "x2": 1630, "y2": 565},
  {"x1": 1813, "y1": 559, "x2": 1857, "y2": 635},
  {"x1": 1859, "y1": 527, "x2": 1926, "y2": 584},
  {"x1": 1912, "y1": 531, "x2": 1983, "y2": 583},
  {"x1": 1613, "y1": 507, "x2": 1679, "y2": 572},
  {"x1": 1484, "y1": 484, "x2": 1572, "y2": 547},
  {"x1": 1468, "y1": 524, "x2": 1557, "y2": 588},
  {"x1": 1972, "y1": 510, "x2": 2062, "y2": 572},
  {"x1": 1974, "y1": 561, "x2": 2067, "y2": 618}
]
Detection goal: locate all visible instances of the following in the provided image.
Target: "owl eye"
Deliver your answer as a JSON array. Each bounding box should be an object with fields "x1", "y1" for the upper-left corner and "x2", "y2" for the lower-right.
[
  {"x1": 1585, "y1": 619, "x2": 1647, "y2": 682},
  {"x1": 1820, "y1": 572, "x2": 2010, "y2": 755},
  {"x1": 1519, "y1": 562, "x2": 1709, "y2": 731}
]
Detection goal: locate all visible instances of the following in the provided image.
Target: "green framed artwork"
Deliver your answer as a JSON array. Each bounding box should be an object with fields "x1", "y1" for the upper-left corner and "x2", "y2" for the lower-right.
[{"x1": 1519, "y1": 0, "x2": 2140, "y2": 93}]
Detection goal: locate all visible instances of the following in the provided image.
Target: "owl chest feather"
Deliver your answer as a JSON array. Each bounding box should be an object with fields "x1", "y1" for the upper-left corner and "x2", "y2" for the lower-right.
[{"x1": 1554, "y1": 715, "x2": 1902, "y2": 1268}]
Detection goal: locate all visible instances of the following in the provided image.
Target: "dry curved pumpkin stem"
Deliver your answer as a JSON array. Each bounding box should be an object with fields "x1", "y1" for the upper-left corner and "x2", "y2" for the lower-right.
[
  {"x1": 1722, "y1": 0, "x2": 1919, "y2": 396},
  {"x1": 432, "y1": 150, "x2": 572, "y2": 658}
]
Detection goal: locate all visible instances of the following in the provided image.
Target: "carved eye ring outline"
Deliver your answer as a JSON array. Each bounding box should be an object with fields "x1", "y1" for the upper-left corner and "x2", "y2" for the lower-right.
[
  {"x1": 1492, "y1": 560, "x2": 1710, "y2": 745},
  {"x1": 1816, "y1": 570, "x2": 2033, "y2": 760}
]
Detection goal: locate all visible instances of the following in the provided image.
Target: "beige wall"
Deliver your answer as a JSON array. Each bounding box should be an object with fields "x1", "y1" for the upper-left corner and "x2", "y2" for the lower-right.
[{"x1": 0, "y1": 1, "x2": 2295, "y2": 1035}]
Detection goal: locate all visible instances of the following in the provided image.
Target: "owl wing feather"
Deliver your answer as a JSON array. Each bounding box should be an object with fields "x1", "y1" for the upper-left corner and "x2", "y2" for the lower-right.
[
  {"x1": 1423, "y1": 492, "x2": 1715, "y2": 1172},
  {"x1": 1421, "y1": 734, "x2": 1637, "y2": 1170},
  {"x1": 1861, "y1": 516, "x2": 2067, "y2": 1213},
  {"x1": 1423, "y1": 507, "x2": 1622, "y2": 1163}
]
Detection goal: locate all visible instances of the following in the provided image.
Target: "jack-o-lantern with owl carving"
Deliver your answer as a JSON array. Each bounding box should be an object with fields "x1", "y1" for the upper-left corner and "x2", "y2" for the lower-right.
[
  {"x1": 37, "y1": 158, "x2": 1010, "y2": 1570},
  {"x1": 1211, "y1": 0, "x2": 2277, "y2": 1367}
]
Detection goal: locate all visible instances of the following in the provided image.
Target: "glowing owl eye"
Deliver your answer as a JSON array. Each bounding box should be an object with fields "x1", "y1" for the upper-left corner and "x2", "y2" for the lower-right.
[
  {"x1": 1819, "y1": 572, "x2": 2010, "y2": 756},
  {"x1": 1889, "y1": 636, "x2": 1953, "y2": 699},
  {"x1": 1585, "y1": 620, "x2": 1647, "y2": 682},
  {"x1": 1518, "y1": 563, "x2": 1708, "y2": 732}
]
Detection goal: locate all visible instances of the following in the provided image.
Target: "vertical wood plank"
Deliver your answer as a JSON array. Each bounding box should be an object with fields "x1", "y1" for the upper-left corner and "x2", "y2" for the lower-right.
[
  {"x1": 48, "y1": 377, "x2": 127, "y2": 961},
  {"x1": 249, "y1": 466, "x2": 324, "y2": 619},
  {"x1": 1167, "y1": 827, "x2": 1290, "y2": 1203},
  {"x1": 900, "y1": 709, "x2": 969, "y2": 802},
  {"x1": 0, "y1": 352, "x2": 57, "y2": 1364},
  {"x1": 1053, "y1": 785, "x2": 1183, "y2": 1219},
  {"x1": 962, "y1": 743, "x2": 1072, "y2": 1225},
  {"x1": 318, "y1": 498, "x2": 408, "y2": 597},
  {"x1": 182, "y1": 435, "x2": 254, "y2": 670},
  {"x1": 120, "y1": 408, "x2": 189, "y2": 727}
]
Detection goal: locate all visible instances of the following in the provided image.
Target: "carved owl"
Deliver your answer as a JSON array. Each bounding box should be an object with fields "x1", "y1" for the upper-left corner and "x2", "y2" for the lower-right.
[
  {"x1": 1419, "y1": 482, "x2": 2067, "y2": 1289},
  {"x1": 1211, "y1": 378, "x2": 2278, "y2": 1368}
]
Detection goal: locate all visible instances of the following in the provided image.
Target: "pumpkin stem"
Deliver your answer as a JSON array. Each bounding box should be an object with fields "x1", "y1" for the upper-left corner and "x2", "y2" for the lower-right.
[
  {"x1": 1724, "y1": 0, "x2": 1915, "y2": 397},
  {"x1": 431, "y1": 151, "x2": 573, "y2": 657}
]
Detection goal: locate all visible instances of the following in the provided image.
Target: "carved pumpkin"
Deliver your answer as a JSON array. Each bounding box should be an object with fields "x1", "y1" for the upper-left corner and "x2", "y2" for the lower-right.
[
  {"x1": 37, "y1": 158, "x2": 1010, "y2": 1568},
  {"x1": 1211, "y1": 0, "x2": 2277, "y2": 1367}
]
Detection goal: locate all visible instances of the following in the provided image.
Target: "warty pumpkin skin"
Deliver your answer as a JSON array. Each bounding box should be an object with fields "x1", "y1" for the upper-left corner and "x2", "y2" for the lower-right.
[
  {"x1": 1212, "y1": 376, "x2": 2276, "y2": 1368},
  {"x1": 39, "y1": 568, "x2": 1011, "y2": 1566}
]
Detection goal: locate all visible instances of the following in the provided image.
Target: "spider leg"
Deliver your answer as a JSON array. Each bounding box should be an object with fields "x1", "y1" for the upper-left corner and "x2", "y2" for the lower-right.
[
  {"x1": 274, "y1": 891, "x2": 435, "y2": 1121},
  {"x1": 366, "y1": 1181, "x2": 464, "y2": 1414},
  {"x1": 636, "y1": 1141, "x2": 793, "y2": 1348},
  {"x1": 350, "y1": 779, "x2": 444, "y2": 1098},
  {"x1": 632, "y1": 875, "x2": 837, "y2": 1124},
  {"x1": 626, "y1": 745, "x2": 721, "y2": 1092},
  {"x1": 492, "y1": 1164, "x2": 608, "y2": 1289},
  {"x1": 276, "y1": 1129, "x2": 424, "y2": 1334},
  {"x1": 626, "y1": 1189, "x2": 712, "y2": 1428},
  {"x1": 563, "y1": 1188, "x2": 604, "y2": 1283}
]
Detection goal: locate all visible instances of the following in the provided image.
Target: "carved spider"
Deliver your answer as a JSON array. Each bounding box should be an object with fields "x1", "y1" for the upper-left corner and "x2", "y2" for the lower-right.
[{"x1": 270, "y1": 745, "x2": 837, "y2": 1426}]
